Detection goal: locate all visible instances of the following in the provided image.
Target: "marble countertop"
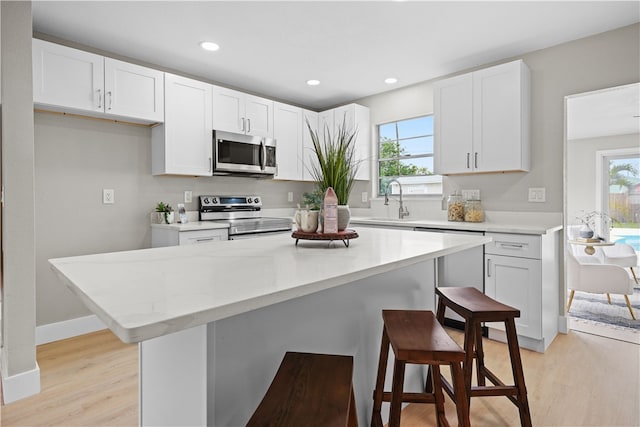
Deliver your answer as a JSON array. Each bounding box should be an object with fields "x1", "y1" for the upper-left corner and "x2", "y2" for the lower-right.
[
  {"x1": 350, "y1": 212, "x2": 563, "y2": 235},
  {"x1": 49, "y1": 228, "x2": 491, "y2": 344}
]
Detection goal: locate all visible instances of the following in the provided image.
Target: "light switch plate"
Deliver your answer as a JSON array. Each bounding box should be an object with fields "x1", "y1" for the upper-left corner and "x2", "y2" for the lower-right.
[
  {"x1": 103, "y1": 189, "x2": 114, "y2": 204},
  {"x1": 528, "y1": 187, "x2": 546, "y2": 202},
  {"x1": 287, "y1": 192, "x2": 293, "y2": 202},
  {"x1": 184, "y1": 190, "x2": 192, "y2": 203},
  {"x1": 461, "y1": 189, "x2": 480, "y2": 200},
  {"x1": 361, "y1": 192, "x2": 368, "y2": 203}
]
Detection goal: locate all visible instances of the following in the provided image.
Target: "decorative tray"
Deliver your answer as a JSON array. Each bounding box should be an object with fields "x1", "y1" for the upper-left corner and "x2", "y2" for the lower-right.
[{"x1": 291, "y1": 229, "x2": 359, "y2": 247}]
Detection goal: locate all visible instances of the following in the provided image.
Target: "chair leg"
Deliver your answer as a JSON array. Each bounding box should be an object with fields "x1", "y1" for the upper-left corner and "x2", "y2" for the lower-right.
[
  {"x1": 624, "y1": 295, "x2": 637, "y2": 320},
  {"x1": 630, "y1": 267, "x2": 639, "y2": 285},
  {"x1": 567, "y1": 290, "x2": 575, "y2": 312}
]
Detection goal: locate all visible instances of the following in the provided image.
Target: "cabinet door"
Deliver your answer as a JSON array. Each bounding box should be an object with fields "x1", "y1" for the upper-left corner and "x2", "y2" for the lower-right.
[
  {"x1": 333, "y1": 104, "x2": 355, "y2": 132},
  {"x1": 273, "y1": 102, "x2": 302, "y2": 180},
  {"x1": 104, "y1": 58, "x2": 164, "y2": 122},
  {"x1": 155, "y1": 74, "x2": 212, "y2": 176},
  {"x1": 212, "y1": 86, "x2": 245, "y2": 133},
  {"x1": 473, "y1": 60, "x2": 528, "y2": 172},
  {"x1": 485, "y1": 254, "x2": 542, "y2": 339},
  {"x1": 245, "y1": 94, "x2": 274, "y2": 138},
  {"x1": 302, "y1": 110, "x2": 319, "y2": 182},
  {"x1": 434, "y1": 73, "x2": 473, "y2": 175},
  {"x1": 352, "y1": 104, "x2": 371, "y2": 181},
  {"x1": 318, "y1": 110, "x2": 334, "y2": 136},
  {"x1": 33, "y1": 38, "x2": 104, "y2": 113}
]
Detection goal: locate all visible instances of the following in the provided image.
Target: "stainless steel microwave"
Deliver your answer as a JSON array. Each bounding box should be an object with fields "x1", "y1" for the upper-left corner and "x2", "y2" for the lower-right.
[{"x1": 212, "y1": 130, "x2": 276, "y2": 177}]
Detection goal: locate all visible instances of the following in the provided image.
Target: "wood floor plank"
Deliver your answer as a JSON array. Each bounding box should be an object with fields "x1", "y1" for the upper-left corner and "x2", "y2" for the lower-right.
[{"x1": 1, "y1": 327, "x2": 639, "y2": 426}]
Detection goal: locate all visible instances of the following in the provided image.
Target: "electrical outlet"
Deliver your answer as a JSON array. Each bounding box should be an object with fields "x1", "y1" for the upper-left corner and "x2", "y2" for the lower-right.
[
  {"x1": 528, "y1": 187, "x2": 546, "y2": 202},
  {"x1": 184, "y1": 190, "x2": 192, "y2": 203},
  {"x1": 103, "y1": 189, "x2": 115, "y2": 204},
  {"x1": 287, "y1": 191, "x2": 293, "y2": 202},
  {"x1": 361, "y1": 192, "x2": 368, "y2": 203},
  {"x1": 461, "y1": 189, "x2": 480, "y2": 200}
]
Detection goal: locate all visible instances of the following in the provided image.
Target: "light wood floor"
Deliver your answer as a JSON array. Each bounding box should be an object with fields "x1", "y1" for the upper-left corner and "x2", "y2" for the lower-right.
[{"x1": 1, "y1": 328, "x2": 639, "y2": 426}]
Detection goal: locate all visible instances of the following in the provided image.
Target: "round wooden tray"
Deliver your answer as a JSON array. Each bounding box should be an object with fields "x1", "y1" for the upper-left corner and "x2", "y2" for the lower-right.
[{"x1": 292, "y1": 229, "x2": 359, "y2": 247}]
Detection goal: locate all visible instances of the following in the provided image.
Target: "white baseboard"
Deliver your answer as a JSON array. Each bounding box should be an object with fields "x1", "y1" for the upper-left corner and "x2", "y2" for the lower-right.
[
  {"x1": 1, "y1": 363, "x2": 41, "y2": 404},
  {"x1": 36, "y1": 314, "x2": 106, "y2": 345}
]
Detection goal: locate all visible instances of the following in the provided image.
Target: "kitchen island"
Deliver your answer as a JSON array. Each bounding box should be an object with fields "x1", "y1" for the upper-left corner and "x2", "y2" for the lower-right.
[{"x1": 50, "y1": 228, "x2": 491, "y2": 426}]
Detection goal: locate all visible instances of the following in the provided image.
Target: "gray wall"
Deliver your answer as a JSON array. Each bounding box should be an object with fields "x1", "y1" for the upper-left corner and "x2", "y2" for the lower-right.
[
  {"x1": 356, "y1": 23, "x2": 640, "y2": 213},
  {"x1": 1, "y1": 1, "x2": 37, "y2": 380},
  {"x1": 33, "y1": 23, "x2": 640, "y2": 328}
]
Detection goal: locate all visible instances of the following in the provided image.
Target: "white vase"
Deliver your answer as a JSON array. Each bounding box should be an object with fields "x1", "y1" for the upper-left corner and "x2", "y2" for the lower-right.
[
  {"x1": 164, "y1": 211, "x2": 175, "y2": 224},
  {"x1": 337, "y1": 205, "x2": 351, "y2": 231}
]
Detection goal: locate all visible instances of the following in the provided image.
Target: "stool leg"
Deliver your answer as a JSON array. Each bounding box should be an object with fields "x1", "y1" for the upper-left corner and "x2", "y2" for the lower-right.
[
  {"x1": 462, "y1": 319, "x2": 476, "y2": 407},
  {"x1": 450, "y1": 361, "x2": 470, "y2": 427},
  {"x1": 348, "y1": 386, "x2": 359, "y2": 427},
  {"x1": 371, "y1": 327, "x2": 390, "y2": 427},
  {"x1": 426, "y1": 298, "x2": 448, "y2": 393},
  {"x1": 505, "y1": 318, "x2": 532, "y2": 427},
  {"x1": 432, "y1": 364, "x2": 449, "y2": 427},
  {"x1": 473, "y1": 320, "x2": 486, "y2": 387},
  {"x1": 389, "y1": 358, "x2": 406, "y2": 427}
]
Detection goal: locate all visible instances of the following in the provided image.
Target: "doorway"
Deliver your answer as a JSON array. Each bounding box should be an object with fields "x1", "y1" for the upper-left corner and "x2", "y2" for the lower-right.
[{"x1": 565, "y1": 83, "x2": 640, "y2": 343}]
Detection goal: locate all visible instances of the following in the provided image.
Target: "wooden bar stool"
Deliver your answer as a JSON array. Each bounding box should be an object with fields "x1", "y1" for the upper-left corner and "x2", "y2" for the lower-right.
[
  {"x1": 433, "y1": 287, "x2": 533, "y2": 427},
  {"x1": 371, "y1": 310, "x2": 470, "y2": 427},
  {"x1": 247, "y1": 351, "x2": 358, "y2": 427}
]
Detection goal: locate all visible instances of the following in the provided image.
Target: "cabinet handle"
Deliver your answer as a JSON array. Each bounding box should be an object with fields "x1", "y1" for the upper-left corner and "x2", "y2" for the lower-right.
[
  {"x1": 107, "y1": 91, "x2": 112, "y2": 110},
  {"x1": 466, "y1": 153, "x2": 470, "y2": 169},
  {"x1": 196, "y1": 237, "x2": 215, "y2": 242},
  {"x1": 247, "y1": 118, "x2": 251, "y2": 133},
  {"x1": 486, "y1": 258, "x2": 491, "y2": 277},
  {"x1": 241, "y1": 118, "x2": 246, "y2": 132},
  {"x1": 499, "y1": 243, "x2": 525, "y2": 249},
  {"x1": 474, "y1": 152, "x2": 478, "y2": 169},
  {"x1": 97, "y1": 89, "x2": 102, "y2": 109},
  {"x1": 209, "y1": 157, "x2": 212, "y2": 173}
]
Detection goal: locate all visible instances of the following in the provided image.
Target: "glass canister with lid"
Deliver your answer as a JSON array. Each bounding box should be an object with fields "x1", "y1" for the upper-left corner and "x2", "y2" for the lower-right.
[
  {"x1": 464, "y1": 199, "x2": 485, "y2": 222},
  {"x1": 447, "y1": 192, "x2": 465, "y2": 221}
]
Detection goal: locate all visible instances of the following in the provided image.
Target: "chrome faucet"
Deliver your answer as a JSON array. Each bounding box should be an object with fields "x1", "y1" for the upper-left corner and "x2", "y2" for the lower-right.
[{"x1": 384, "y1": 179, "x2": 410, "y2": 219}]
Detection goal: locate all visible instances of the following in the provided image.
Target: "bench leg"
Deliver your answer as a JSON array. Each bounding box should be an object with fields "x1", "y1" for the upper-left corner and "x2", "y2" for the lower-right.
[
  {"x1": 371, "y1": 327, "x2": 390, "y2": 427},
  {"x1": 505, "y1": 319, "x2": 532, "y2": 427},
  {"x1": 388, "y1": 358, "x2": 406, "y2": 427}
]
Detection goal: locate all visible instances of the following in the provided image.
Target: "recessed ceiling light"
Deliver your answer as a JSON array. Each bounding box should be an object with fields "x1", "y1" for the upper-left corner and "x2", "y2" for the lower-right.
[
  {"x1": 306, "y1": 79, "x2": 320, "y2": 86},
  {"x1": 385, "y1": 77, "x2": 398, "y2": 84},
  {"x1": 200, "y1": 41, "x2": 220, "y2": 52}
]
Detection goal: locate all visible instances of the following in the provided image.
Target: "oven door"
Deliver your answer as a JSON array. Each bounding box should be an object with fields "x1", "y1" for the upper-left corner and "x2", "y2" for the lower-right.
[{"x1": 213, "y1": 130, "x2": 276, "y2": 175}]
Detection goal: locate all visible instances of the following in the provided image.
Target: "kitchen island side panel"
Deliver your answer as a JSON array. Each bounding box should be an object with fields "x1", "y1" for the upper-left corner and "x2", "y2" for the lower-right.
[{"x1": 209, "y1": 260, "x2": 435, "y2": 426}]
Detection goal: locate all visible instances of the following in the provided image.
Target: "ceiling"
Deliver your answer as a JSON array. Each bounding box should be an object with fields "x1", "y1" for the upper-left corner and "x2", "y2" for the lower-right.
[
  {"x1": 567, "y1": 83, "x2": 640, "y2": 140},
  {"x1": 32, "y1": 1, "x2": 640, "y2": 111}
]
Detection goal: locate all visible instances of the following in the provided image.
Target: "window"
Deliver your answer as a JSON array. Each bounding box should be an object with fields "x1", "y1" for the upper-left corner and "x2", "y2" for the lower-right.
[{"x1": 377, "y1": 115, "x2": 442, "y2": 196}]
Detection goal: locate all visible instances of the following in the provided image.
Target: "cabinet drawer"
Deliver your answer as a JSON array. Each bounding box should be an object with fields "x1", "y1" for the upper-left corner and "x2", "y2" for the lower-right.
[
  {"x1": 178, "y1": 229, "x2": 228, "y2": 245},
  {"x1": 484, "y1": 232, "x2": 540, "y2": 259}
]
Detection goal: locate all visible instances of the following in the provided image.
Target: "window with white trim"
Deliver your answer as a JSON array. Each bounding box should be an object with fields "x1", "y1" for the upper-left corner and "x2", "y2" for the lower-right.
[{"x1": 377, "y1": 115, "x2": 442, "y2": 196}]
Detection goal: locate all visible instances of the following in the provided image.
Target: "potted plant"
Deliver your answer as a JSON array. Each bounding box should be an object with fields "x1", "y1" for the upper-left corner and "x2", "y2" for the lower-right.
[
  {"x1": 306, "y1": 117, "x2": 360, "y2": 230},
  {"x1": 573, "y1": 210, "x2": 612, "y2": 239},
  {"x1": 156, "y1": 202, "x2": 174, "y2": 224}
]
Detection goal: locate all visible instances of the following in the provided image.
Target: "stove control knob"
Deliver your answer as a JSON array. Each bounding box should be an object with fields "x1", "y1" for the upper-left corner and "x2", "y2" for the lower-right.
[
  {"x1": 203, "y1": 197, "x2": 209, "y2": 204},
  {"x1": 246, "y1": 197, "x2": 252, "y2": 203},
  {"x1": 254, "y1": 197, "x2": 260, "y2": 204},
  {"x1": 212, "y1": 198, "x2": 218, "y2": 204}
]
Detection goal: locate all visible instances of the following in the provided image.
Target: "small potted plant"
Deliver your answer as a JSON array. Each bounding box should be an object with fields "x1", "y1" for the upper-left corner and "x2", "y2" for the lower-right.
[
  {"x1": 156, "y1": 202, "x2": 174, "y2": 224},
  {"x1": 574, "y1": 210, "x2": 611, "y2": 239}
]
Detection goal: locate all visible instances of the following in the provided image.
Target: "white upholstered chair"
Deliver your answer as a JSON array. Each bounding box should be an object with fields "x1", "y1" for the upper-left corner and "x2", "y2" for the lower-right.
[
  {"x1": 566, "y1": 252, "x2": 636, "y2": 320},
  {"x1": 600, "y1": 243, "x2": 639, "y2": 284}
]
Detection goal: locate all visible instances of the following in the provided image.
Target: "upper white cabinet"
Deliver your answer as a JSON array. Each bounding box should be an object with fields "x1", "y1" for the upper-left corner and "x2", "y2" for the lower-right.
[
  {"x1": 152, "y1": 74, "x2": 212, "y2": 176},
  {"x1": 32, "y1": 38, "x2": 164, "y2": 123},
  {"x1": 273, "y1": 102, "x2": 303, "y2": 181},
  {"x1": 434, "y1": 59, "x2": 530, "y2": 175},
  {"x1": 318, "y1": 103, "x2": 371, "y2": 181},
  {"x1": 302, "y1": 109, "x2": 319, "y2": 182},
  {"x1": 212, "y1": 86, "x2": 273, "y2": 138}
]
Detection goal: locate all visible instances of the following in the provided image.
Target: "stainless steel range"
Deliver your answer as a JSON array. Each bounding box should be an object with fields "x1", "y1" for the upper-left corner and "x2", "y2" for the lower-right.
[{"x1": 199, "y1": 195, "x2": 292, "y2": 239}]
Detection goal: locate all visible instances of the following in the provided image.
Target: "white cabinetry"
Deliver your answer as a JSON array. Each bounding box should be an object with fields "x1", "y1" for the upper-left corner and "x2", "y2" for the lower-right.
[
  {"x1": 434, "y1": 60, "x2": 530, "y2": 175},
  {"x1": 32, "y1": 38, "x2": 163, "y2": 123},
  {"x1": 273, "y1": 102, "x2": 303, "y2": 180},
  {"x1": 152, "y1": 74, "x2": 212, "y2": 176},
  {"x1": 484, "y1": 232, "x2": 559, "y2": 352},
  {"x1": 152, "y1": 227, "x2": 228, "y2": 248},
  {"x1": 318, "y1": 103, "x2": 370, "y2": 181},
  {"x1": 302, "y1": 109, "x2": 319, "y2": 182},
  {"x1": 212, "y1": 86, "x2": 273, "y2": 138}
]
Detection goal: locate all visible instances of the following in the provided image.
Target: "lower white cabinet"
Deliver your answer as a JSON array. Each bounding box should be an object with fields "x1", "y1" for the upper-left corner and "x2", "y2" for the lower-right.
[
  {"x1": 151, "y1": 227, "x2": 228, "y2": 248},
  {"x1": 484, "y1": 232, "x2": 559, "y2": 352}
]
